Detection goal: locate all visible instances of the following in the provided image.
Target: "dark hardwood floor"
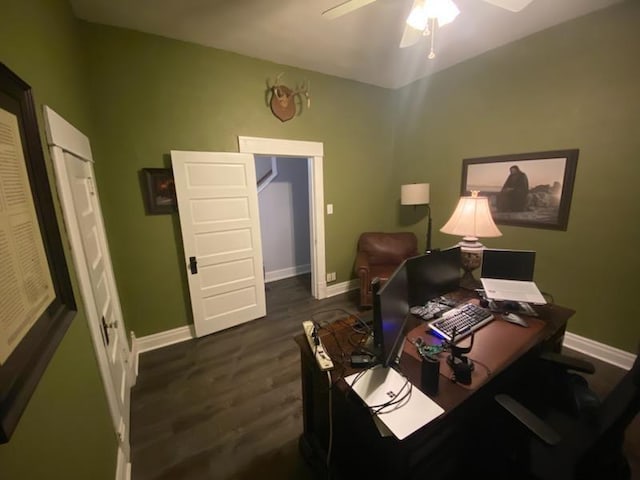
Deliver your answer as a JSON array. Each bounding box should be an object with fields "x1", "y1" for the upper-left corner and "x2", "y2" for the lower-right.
[{"x1": 131, "y1": 275, "x2": 639, "y2": 480}]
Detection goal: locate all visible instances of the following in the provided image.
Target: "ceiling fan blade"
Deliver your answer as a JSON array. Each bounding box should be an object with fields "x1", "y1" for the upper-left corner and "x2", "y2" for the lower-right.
[
  {"x1": 399, "y1": 24, "x2": 422, "y2": 48},
  {"x1": 482, "y1": 0, "x2": 534, "y2": 13},
  {"x1": 399, "y1": 0, "x2": 423, "y2": 48},
  {"x1": 322, "y1": 0, "x2": 377, "y2": 19}
]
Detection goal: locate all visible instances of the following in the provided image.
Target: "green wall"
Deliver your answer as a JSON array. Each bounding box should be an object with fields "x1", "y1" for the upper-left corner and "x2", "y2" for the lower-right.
[
  {"x1": 392, "y1": 1, "x2": 640, "y2": 353},
  {"x1": 0, "y1": 1, "x2": 636, "y2": 477},
  {"x1": 80, "y1": 24, "x2": 395, "y2": 337},
  {"x1": 0, "y1": 1, "x2": 116, "y2": 478}
]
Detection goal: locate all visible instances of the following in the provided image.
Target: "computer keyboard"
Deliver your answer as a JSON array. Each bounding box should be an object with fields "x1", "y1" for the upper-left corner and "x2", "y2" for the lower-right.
[{"x1": 428, "y1": 302, "x2": 494, "y2": 342}]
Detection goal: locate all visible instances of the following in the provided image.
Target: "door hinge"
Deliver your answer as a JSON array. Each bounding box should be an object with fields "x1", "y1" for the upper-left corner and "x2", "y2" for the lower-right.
[{"x1": 189, "y1": 256, "x2": 198, "y2": 274}]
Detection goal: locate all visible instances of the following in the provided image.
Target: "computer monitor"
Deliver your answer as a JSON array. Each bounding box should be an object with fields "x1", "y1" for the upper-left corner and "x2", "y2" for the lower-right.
[
  {"x1": 405, "y1": 247, "x2": 462, "y2": 306},
  {"x1": 372, "y1": 259, "x2": 410, "y2": 368},
  {"x1": 481, "y1": 249, "x2": 536, "y2": 281}
]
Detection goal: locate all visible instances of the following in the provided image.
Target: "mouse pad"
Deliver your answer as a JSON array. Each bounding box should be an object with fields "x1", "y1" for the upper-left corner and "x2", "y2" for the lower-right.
[{"x1": 403, "y1": 315, "x2": 546, "y2": 390}]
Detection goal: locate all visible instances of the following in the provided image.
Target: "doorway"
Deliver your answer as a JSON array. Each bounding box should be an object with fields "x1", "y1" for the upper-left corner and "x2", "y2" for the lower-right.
[
  {"x1": 256, "y1": 155, "x2": 311, "y2": 287},
  {"x1": 238, "y1": 136, "x2": 327, "y2": 300}
]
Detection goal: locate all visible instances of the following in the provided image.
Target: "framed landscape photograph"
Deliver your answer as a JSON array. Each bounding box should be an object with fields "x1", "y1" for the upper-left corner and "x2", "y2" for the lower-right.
[
  {"x1": 142, "y1": 168, "x2": 177, "y2": 214},
  {"x1": 461, "y1": 150, "x2": 579, "y2": 230}
]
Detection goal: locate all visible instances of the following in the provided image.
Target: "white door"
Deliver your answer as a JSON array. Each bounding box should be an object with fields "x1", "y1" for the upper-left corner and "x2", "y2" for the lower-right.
[
  {"x1": 44, "y1": 107, "x2": 132, "y2": 470},
  {"x1": 171, "y1": 151, "x2": 266, "y2": 337}
]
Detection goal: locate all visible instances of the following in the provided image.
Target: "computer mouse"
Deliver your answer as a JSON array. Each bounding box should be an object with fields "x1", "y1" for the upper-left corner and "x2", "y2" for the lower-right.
[{"x1": 504, "y1": 313, "x2": 529, "y2": 328}]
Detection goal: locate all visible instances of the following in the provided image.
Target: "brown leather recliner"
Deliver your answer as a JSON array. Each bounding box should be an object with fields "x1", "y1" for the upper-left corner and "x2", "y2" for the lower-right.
[{"x1": 355, "y1": 232, "x2": 419, "y2": 308}]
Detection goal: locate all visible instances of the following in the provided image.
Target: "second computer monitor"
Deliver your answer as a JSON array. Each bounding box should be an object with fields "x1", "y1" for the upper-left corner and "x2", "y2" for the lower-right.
[
  {"x1": 405, "y1": 247, "x2": 462, "y2": 307},
  {"x1": 373, "y1": 259, "x2": 410, "y2": 368}
]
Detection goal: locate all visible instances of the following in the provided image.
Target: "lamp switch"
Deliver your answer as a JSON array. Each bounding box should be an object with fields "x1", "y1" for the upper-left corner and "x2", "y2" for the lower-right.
[{"x1": 327, "y1": 204, "x2": 333, "y2": 215}]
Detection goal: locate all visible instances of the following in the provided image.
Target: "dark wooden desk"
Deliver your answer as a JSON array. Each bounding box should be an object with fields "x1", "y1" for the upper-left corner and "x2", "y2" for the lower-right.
[{"x1": 295, "y1": 293, "x2": 574, "y2": 479}]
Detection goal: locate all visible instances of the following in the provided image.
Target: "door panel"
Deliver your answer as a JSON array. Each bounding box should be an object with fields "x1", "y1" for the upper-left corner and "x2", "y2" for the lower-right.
[
  {"x1": 65, "y1": 152, "x2": 131, "y2": 450},
  {"x1": 45, "y1": 106, "x2": 132, "y2": 472},
  {"x1": 172, "y1": 151, "x2": 266, "y2": 337}
]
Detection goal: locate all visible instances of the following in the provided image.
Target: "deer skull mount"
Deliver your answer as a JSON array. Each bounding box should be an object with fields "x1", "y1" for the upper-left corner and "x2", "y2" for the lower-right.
[{"x1": 267, "y1": 73, "x2": 310, "y2": 122}]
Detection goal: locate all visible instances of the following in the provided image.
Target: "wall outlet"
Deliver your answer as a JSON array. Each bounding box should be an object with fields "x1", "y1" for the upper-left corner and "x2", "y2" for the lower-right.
[{"x1": 326, "y1": 272, "x2": 336, "y2": 282}]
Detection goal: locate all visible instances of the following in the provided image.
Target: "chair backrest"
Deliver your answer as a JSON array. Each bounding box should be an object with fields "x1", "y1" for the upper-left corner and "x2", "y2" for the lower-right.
[
  {"x1": 570, "y1": 347, "x2": 640, "y2": 478},
  {"x1": 596, "y1": 347, "x2": 640, "y2": 439},
  {"x1": 357, "y1": 232, "x2": 418, "y2": 266}
]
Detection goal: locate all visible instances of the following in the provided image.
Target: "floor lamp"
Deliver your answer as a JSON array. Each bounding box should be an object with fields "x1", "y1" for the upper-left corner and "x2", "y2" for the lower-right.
[
  {"x1": 440, "y1": 191, "x2": 502, "y2": 289},
  {"x1": 401, "y1": 183, "x2": 432, "y2": 253}
]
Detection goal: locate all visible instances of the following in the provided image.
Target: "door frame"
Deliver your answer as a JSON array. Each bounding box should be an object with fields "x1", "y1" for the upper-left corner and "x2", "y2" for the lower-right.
[
  {"x1": 43, "y1": 106, "x2": 134, "y2": 475},
  {"x1": 238, "y1": 136, "x2": 327, "y2": 299}
]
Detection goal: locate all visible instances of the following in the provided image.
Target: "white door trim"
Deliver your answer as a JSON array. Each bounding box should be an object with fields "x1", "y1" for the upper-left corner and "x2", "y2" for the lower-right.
[
  {"x1": 238, "y1": 136, "x2": 327, "y2": 299},
  {"x1": 43, "y1": 106, "x2": 133, "y2": 474}
]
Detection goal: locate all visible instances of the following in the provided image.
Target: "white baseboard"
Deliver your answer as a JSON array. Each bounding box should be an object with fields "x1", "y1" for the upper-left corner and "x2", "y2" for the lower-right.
[
  {"x1": 265, "y1": 264, "x2": 311, "y2": 283},
  {"x1": 133, "y1": 325, "x2": 195, "y2": 355},
  {"x1": 563, "y1": 331, "x2": 635, "y2": 370},
  {"x1": 130, "y1": 291, "x2": 634, "y2": 374},
  {"x1": 326, "y1": 279, "x2": 359, "y2": 298}
]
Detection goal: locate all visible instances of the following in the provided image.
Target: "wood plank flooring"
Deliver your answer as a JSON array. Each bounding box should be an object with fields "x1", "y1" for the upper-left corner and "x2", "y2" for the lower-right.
[{"x1": 131, "y1": 275, "x2": 639, "y2": 480}]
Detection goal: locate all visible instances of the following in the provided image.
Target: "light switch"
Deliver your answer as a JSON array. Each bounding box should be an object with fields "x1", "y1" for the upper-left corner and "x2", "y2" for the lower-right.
[{"x1": 327, "y1": 204, "x2": 333, "y2": 215}]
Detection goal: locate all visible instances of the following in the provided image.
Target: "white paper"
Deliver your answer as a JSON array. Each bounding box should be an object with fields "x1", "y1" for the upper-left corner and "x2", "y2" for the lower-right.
[
  {"x1": 346, "y1": 365, "x2": 444, "y2": 440},
  {"x1": 0, "y1": 107, "x2": 55, "y2": 365}
]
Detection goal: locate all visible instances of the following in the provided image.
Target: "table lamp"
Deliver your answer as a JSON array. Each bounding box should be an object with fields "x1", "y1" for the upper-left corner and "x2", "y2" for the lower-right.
[
  {"x1": 401, "y1": 183, "x2": 432, "y2": 252},
  {"x1": 440, "y1": 191, "x2": 502, "y2": 289}
]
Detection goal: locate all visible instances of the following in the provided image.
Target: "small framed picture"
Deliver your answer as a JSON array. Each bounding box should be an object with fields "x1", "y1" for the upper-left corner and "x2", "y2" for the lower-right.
[{"x1": 142, "y1": 168, "x2": 177, "y2": 214}]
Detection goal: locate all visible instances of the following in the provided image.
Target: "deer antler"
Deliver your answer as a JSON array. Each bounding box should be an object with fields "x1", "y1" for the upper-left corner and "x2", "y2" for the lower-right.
[{"x1": 290, "y1": 80, "x2": 311, "y2": 109}]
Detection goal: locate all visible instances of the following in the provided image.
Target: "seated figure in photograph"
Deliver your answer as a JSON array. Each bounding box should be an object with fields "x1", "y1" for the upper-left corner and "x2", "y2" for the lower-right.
[{"x1": 497, "y1": 165, "x2": 529, "y2": 212}]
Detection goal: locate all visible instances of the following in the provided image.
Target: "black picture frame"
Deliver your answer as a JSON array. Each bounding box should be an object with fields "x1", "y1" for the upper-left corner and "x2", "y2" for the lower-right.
[
  {"x1": 0, "y1": 63, "x2": 76, "y2": 443},
  {"x1": 461, "y1": 149, "x2": 579, "y2": 230},
  {"x1": 141, "y1": 168, "x2": 177, "y2": 214}
]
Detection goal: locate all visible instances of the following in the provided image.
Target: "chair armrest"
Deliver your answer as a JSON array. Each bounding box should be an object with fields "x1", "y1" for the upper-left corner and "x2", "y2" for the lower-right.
[
  {"x1": 355, "y1": 251, "x2": 370, "y2": 276},
  {"x1": 495, "y1": 394, "x2": 562, "y2": 446},
  {"x1": 539, "y1": 351, "x2": 596, "y2": 374}
]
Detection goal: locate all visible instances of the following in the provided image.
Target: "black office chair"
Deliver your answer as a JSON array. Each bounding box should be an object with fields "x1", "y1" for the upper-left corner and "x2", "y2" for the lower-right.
[{"x1": 490, "y1": 346, "x2": 640, "y2": 480}]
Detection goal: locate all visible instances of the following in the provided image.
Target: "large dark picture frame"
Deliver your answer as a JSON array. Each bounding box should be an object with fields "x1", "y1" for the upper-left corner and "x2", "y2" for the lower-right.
[
  {"x1": 461, "y1": 149, "x2": 579, "y2": 230},
  {"x1": 0, "y1": 63, "x2": 76, "y2": 442}
]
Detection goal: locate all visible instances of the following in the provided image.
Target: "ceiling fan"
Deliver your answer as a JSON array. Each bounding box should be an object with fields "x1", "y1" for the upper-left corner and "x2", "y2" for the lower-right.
[{"x1": 322, "y1": 0, "x2": 535, "y2": 52}]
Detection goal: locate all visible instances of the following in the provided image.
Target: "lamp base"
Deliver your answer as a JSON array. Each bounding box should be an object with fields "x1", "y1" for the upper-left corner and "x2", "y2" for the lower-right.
[{"x1": 459, "y1": 250, "x2": 482, "y2": 291}]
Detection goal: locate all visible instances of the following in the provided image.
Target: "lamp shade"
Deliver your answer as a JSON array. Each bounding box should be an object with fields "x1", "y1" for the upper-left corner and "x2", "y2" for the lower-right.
[
  {"x1": 401, "y1": 183, "x2": 430, "y2": 205},
  {"x1": 440, "y1": 192, "x2": 502, "y2": 248}
]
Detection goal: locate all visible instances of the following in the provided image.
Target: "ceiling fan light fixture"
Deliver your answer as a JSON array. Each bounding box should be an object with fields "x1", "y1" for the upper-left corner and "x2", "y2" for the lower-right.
[
  {"x1": 406, "y1": 2, "x2": 428, "y2": 31},
  {"x1": 407, "y1": 0, "x2": 460, "y2": 31},
  {"x1": 425, "y1": 0, "x2": 460, "y2": 27}
]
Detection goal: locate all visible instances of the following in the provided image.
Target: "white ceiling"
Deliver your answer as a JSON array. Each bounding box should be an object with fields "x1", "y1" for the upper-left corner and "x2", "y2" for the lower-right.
[{"x1": 69, "y1": 0, "x2": 621, "y2": 89}]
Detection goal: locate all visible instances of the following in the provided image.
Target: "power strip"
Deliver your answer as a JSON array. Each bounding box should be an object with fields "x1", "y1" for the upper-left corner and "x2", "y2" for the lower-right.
[{"x1": 302, "y1": 320, "x2": 334, "y2": 371}]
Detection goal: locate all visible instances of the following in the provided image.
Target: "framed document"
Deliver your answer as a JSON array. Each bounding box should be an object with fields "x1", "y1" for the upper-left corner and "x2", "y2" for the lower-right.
[{"x1": 0, "y1": 63, "x2": 76, "y2": 442}]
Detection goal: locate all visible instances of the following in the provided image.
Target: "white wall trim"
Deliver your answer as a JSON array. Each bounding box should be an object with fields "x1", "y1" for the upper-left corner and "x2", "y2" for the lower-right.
[
  {"x1": 265, "y1": 264, "x2": 311, "y2": 283},
  {"x1": 238, "y1": 136, "x2": 326, "y2": 299},
  {"x1": 43, "y1": 105, "x2": 93, "y2": 161},
  {"x1": 238, "y1": 135, "x2": 324, "y2": 156},
  {"x1": 563, "y1": 331, "x2": 635, "y2": 370},
  {"x1": 115, "y1": 447, "x2": 130, "y2": 480},
  {"x1": 326, "y1": 279, "x2": 359, "y2": 298},
  {"x1": 133, "y1": 325, "x2": 196, "y2": 355},
  {"x1": 130, "y1": 292, "x2": 634, "y2": 375}
]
